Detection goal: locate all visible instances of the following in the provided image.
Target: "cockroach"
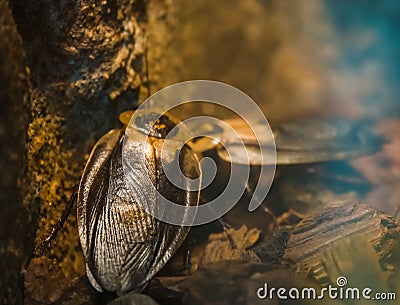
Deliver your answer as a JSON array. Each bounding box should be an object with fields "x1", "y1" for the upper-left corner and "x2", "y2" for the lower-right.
[{"x1": 77, "y1": 110, "x2": 201, "y2": 294}]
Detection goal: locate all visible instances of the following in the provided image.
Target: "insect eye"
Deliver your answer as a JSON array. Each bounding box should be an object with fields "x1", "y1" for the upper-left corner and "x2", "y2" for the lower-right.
[{"x1": 134, "y1": 111, "x2": 179, "y2": 139}]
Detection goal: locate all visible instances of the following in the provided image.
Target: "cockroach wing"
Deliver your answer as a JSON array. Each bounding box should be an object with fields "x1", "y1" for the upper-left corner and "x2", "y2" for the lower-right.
[
  {"x1": 121, "y1": 132, "x2": 201, "y2": 289},
  {"x1": 77, "y1": 129, "x2": 123, "y2": 268},
  {"x1": 77, "y1": 128, "x2": 200, "y2": 295}
]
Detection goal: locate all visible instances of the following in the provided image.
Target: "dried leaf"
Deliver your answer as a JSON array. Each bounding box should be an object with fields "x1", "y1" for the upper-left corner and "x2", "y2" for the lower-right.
[{"x1": 199, "y1": 225, "x2": 261, "y2": 267}]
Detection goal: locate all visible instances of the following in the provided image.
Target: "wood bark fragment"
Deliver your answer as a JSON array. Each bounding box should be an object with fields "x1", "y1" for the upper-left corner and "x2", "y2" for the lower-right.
[
  {"x1": 2, "y1": 0, "x2": 148, "y2": 303},
  {"x1": 251, "y1": 226, "x2": 292, "y2": 265},
  {"x1": 283, "y1": 201, "x2": 400, "y2": 285}
]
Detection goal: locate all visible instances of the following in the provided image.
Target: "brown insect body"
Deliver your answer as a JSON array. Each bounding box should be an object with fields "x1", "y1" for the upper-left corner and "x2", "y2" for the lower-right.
[{"x1": 77, "y1": 113, "x2": 200, "y2": 294}]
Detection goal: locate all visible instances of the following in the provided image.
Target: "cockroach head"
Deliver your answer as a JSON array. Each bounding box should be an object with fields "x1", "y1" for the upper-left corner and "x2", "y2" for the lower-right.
[{"x1": 131, "y1": 110, "x2": 180, "y2": 139}]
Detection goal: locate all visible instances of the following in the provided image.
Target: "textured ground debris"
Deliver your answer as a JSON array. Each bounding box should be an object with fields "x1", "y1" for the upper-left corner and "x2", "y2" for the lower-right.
[
  {"x1": 147, "y1": 261, "x2": 346, "y2": 305},
  {"x1": 108, "y1": 293, "x2": 160, "y2": 305},
  {"x1": 146, "y1": 202, "x2": 400, "y2": 305},
  {"x1": 24, "y1": 256, "x2": 90, "y2": 305}
]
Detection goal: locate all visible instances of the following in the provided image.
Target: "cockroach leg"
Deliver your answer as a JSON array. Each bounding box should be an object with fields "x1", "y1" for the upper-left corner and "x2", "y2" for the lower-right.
[
  {"x1": 245, "y1": 181, "x2": 278, "y2": 228},
  {"x1": 262, "y1": 205, "x2": 278, "y2": 228},
  {"x1": 38, "y1": 187, "x2": 78, "y2": 255},
  {"x1": 181, "y1": 237, "x2": 197, "y2": 275},
  {"x1": 201, "y1": 197, "x2": 237, "y2": 249},
  {"x1": 182, "y1": 249, "x2": 192, "y2": 275},
  {"x1": 217, "y1": 218, "x2": 237, "y2": 249}
]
